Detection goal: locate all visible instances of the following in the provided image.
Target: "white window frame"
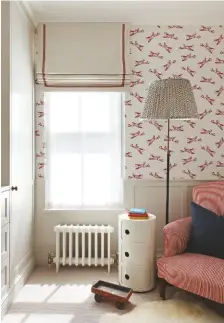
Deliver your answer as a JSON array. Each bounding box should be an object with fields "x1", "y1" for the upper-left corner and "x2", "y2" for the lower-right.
[{"x1": 44, "y1": 90, "x2": 124, "y2": 210}]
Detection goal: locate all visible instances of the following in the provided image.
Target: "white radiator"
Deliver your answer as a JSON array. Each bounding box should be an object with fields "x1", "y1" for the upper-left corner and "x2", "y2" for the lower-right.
[{"x1": 53, "y1": 225, "x2": 114, "y2": 273}]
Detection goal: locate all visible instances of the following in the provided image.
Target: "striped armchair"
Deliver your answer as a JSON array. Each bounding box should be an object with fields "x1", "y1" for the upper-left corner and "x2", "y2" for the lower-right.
[{"x1": 157, "y1": 181, "x2": 224, "y2": 304}]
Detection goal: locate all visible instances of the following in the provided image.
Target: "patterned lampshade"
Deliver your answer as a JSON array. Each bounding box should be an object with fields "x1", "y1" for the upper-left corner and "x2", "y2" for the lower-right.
[{"x1": 141, "y1": 78, "x2": 198, "y2": 120}]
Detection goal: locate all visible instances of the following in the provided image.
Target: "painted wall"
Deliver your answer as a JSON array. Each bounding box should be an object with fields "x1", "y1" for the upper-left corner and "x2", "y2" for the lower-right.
[{"x1": 35, "y1": 25, "x2": 224, "y2": 265}]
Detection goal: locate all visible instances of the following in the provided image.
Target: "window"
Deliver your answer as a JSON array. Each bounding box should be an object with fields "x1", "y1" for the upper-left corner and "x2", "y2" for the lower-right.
[{"x1": 45, "y1": 92, "x2": 123, "y2": 209}]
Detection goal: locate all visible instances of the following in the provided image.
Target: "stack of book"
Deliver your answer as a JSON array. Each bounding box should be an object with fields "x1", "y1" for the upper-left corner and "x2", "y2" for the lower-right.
[{"x1": 128, "y1": 208, "x2": 148, "y2": 219}]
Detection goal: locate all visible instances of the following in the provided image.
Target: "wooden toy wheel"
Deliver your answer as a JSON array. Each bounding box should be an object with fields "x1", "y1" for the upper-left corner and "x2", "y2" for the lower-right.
[
  {"x1": 94, "y1": 294, "x2": 103, "y2": 303},
  {"x1": 116, "y1": 301, "x2": 125, "y2": 310}
]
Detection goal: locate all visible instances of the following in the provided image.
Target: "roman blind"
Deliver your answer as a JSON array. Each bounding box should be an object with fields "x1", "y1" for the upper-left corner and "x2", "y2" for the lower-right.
[{"x1": 35, "y1": 23, "x2": 130, "y2": 88}]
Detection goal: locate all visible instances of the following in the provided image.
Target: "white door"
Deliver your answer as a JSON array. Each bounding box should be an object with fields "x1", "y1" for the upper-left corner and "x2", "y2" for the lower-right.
[{"x1": 10, "y1": 2, "x2": 34, "y2": 283}]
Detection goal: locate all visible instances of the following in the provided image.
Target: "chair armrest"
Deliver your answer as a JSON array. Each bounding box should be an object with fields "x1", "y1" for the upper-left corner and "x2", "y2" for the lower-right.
[{"x1": 164, "y1": 217, "x2": 192, "y2": 257}]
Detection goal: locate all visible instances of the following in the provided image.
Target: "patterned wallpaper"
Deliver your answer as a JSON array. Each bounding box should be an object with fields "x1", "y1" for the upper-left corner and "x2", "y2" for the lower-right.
[
  {"x1": 125, "y1": 25, "x2": 224, "y2": 180},
  {"x1": 35, "y1": 25, "x2": 224, "y2": 180},
  {"x1": 35, "y1": 91, "x2": 45, "y2": 179}
]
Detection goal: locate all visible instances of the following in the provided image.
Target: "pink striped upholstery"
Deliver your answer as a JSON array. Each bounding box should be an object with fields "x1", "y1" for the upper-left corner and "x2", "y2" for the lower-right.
[
  {"x1": 193, "y1": 181, "x2": 224, "y2": 216},
  {"x1": 157, "y1": 181, "x2": 224, "y2": 304},
  {"x1": 157, "y1": 253, "x2": 224, "y2": 304},
  {"x1": 164, "y1": 217, "x2": 192, "y2": 257}
]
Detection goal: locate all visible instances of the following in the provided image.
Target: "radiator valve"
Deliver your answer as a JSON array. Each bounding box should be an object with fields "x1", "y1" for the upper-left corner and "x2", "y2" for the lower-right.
[{"x1": 48, "y1": 252, "x2": 54, "y2": 267}]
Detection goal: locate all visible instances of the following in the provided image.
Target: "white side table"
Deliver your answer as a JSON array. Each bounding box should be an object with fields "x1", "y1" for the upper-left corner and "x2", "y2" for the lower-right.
[{"x1": 118, "y1": 213, "x2": 156, "y2": 292}]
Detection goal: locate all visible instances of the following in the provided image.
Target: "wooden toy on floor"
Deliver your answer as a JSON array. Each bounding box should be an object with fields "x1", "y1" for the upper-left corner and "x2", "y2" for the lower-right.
[{"x1": 91, "y1": 280, "x2": 133, "y2": 310}]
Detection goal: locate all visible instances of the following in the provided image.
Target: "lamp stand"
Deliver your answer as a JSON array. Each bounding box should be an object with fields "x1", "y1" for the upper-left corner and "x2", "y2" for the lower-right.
[{"x1": 165, "y1": 119, "x2": 170, "y2": 225}]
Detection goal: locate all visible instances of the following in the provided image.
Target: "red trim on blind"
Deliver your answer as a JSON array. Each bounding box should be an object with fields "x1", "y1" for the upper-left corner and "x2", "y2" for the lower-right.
[{"x1": 42, "y1": 24, "x2": 47, "y2": 87}]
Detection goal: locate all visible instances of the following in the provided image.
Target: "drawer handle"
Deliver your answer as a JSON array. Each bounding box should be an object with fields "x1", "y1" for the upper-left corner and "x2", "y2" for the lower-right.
[
  {"x1": 125, "y1": 229, "x2": 130, "y2": 235},
  {"x1": 125, "y1": 274, "x2": 129, "y2": 280},
  {"x1": 125, "y1": 252, "x2": 129, "y2": 257}
]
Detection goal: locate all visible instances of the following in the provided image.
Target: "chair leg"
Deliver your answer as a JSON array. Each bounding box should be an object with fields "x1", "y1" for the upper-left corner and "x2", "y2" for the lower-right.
[{"x1": 159, "y1": 279, "x2": 167, "y2": 300}]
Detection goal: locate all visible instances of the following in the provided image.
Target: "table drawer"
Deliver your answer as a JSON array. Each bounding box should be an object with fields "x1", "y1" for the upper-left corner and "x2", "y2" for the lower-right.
[
  {"x1": 120, "y1": 241, "x2": 154, "y2": 266},
  {"x1": 120, "y1": 219, "x2": 155, "y2": 243},
  {"x1": 119, "y1": 263, "x2": 155, "y2": 292}
]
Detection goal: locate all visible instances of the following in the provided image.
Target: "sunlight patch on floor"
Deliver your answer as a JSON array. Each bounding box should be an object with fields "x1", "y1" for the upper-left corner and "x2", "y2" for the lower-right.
[
  {"x1": 14, "y1": 284, "x2": 58, "y2": 303},
  {"x1": 3, "y1": 313, "x2": 74, "y2": 323},
  {"x1": 46, "y1": 284, "x2": 92, "y2": 303},
  {"x1": 13, "y1": 282, "x2": 92, "y2": 304}
]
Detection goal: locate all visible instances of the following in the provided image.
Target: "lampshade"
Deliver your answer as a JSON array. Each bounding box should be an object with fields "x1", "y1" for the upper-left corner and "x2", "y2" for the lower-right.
[{"x1": 141, "y1": 78, "x2": 198, "y2": 120}]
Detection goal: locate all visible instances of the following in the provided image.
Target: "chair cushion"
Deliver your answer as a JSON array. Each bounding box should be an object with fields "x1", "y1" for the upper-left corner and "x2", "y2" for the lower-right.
[
  {"x1": 186, "y1": 202, "x2": 224, "y2": 259},
  {"x1": 157, "y1": 253, "x2": 224, "y2": 304}
]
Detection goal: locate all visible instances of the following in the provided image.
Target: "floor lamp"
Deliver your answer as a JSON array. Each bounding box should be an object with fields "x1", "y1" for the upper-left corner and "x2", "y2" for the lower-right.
[{"x1": 141, "y1": 78, "x2": 198, "y2": 224}]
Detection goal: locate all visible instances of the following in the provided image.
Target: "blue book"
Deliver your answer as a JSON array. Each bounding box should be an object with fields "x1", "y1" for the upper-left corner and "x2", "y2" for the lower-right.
[{"x1": 129, "y1": 208, "x2": 146, "y2": 214}]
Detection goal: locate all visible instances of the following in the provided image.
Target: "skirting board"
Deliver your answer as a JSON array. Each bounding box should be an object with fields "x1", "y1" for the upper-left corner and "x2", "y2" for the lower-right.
[{"x1": 1, "y1": 256, "x2": 35, "y2": 318}]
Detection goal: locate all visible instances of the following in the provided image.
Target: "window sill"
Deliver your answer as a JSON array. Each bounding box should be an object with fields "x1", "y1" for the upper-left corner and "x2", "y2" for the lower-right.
[{"x1": 44, "y1": 207, "x2": 125, "y2": 213}]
